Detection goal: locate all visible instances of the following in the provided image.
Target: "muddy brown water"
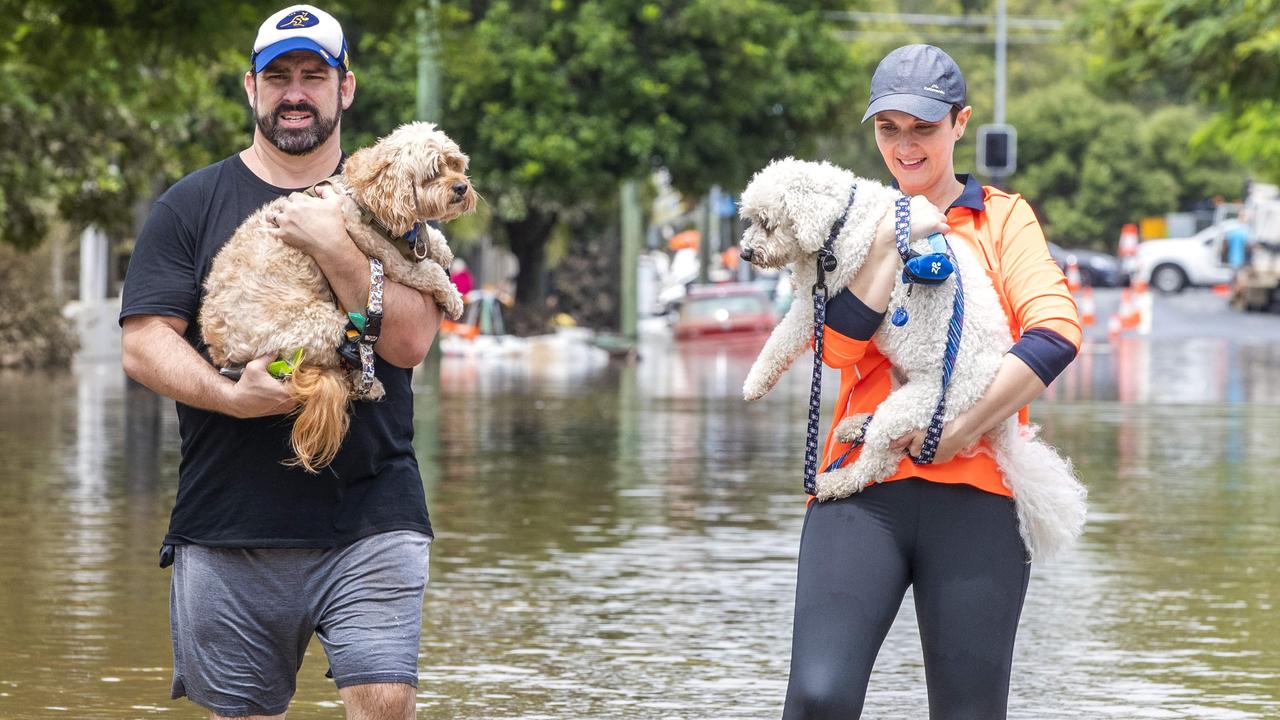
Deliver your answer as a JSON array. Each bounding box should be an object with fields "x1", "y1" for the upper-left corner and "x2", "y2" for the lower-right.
[{"x1": 0, "y1": 337, "x2": 1276, "y2": 718}]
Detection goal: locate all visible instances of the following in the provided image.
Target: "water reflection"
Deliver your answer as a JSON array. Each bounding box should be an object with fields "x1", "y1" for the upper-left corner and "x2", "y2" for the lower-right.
[
  {"x1": 0, "y1": 334, "x2": 1277, "y2": 718},
  {"x1": 1048, "y1": 337, "x2": 1280, "y2": 405}
]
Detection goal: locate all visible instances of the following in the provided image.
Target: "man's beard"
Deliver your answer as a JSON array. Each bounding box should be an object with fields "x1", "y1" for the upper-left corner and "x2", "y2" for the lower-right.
[{"x1": 256, "y1": 100, "x2": 340, "y2": 156}]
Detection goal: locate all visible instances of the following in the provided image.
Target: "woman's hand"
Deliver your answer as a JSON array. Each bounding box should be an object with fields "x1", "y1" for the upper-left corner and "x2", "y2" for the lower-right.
[
  {"x1": 890, "y1": 411, "x2": 981, "y2": 465},
  {"x1": 874, "y1": 194, "x2": 950, "y2": 255}
]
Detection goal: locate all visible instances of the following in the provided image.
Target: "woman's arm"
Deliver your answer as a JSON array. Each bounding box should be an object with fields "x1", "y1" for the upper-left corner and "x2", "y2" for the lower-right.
[
  {"x1": 893, "y1": 354, "x2": 1043, "y2": 461},
  {"x1": 821, "y1": 196, "x2": 950, "y2": 368},
  {"x1": 893, "y1": 194, "x2": 1082, "y2": 460}
]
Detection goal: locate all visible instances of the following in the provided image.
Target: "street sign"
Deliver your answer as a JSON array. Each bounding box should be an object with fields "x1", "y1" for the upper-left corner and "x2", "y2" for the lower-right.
[{"x1": 977, "y1": 123, "x2": 1017, "y2": 177}]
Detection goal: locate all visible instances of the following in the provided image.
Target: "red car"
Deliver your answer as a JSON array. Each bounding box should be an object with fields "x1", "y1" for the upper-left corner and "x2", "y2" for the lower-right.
[{"x1": 673, "y1": 285, "x2": 777, "y2": 341}]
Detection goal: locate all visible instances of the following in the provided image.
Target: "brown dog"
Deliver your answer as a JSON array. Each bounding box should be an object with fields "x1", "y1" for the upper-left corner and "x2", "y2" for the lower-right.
[{"x1": 200, "y1": 122, "x2": 477, "y2": 472}]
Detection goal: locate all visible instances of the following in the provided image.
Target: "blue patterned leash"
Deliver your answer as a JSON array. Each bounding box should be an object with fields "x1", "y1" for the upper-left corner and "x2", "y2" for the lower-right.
[
  {"x1": 823, "y1": 196, "x2": 965, "y2": 473},
  {"x1": 803, "y1": 185, "x2": 859, "y2": 495}
]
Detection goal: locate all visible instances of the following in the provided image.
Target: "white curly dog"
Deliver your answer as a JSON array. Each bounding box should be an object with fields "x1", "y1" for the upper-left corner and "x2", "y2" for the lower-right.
[{"x1": 738, "y1": 158, "x2": 1086, "y2": 561}]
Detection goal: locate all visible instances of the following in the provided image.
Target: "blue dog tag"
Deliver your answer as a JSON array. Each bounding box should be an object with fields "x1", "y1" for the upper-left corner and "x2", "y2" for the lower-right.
[{"x1": 891, "y1": 307, "x2": 909, "y2": 327}]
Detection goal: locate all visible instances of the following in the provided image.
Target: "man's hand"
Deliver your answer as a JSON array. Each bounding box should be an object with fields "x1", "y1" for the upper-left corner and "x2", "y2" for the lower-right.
[
  {"x1": 223, "y1": 354, "x2": 299, "y2": 419},
  {"x1": 270, "y1": 184, "x2": 353, "y2": 260}
]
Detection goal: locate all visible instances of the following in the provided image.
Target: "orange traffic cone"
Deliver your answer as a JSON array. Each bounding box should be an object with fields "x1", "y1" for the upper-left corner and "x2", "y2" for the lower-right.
[
  {"x1": 1119, "y1": 288, "x2": 1139, "y2": 330},
  {"x1": 1079, "y1": 287, "x2": 1096, "y2": 327},
  {"x1": 1118, "y1": 223, "x2": 1139, "y2": 259},
  {"x1": 1108, "y1": 313, "x2": 1122, "y2": 340},
  {"x1": 1133, "y1": 280, "x2": 1152, "y2": 335},
  {"x1": 1065, "y1": 256, "x2": 1082, "y2": 293}
]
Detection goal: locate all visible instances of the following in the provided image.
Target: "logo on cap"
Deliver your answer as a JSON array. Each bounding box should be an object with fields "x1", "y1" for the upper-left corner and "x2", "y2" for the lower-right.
[
  {"x1": 924, "y1": 84, "x2": 946, "y2": 95},
  {"x1": 277, "y1": 10, "x2": 318, "y2": 30}
]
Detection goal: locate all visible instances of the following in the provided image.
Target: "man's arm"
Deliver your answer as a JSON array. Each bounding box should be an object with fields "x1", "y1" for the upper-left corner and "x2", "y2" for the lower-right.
[
  {"x1": 273, "y1": 188, "x2": 442, "y2": 368},
  {"x1": 121, "y1": 315, "x2": 297, "y2": 418}
]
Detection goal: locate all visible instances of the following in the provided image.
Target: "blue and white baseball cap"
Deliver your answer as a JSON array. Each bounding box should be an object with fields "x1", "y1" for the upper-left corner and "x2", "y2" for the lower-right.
[{"x1": 251, "y1": 5, "x2": 349, "y2": 73}]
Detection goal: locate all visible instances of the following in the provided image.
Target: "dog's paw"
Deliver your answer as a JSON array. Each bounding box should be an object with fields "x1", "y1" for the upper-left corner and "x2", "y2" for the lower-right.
[
  {"x1": 438, "y1": 285, "x2": 465, "y2": 320},
  {"x1": 423, "y1": 225, "x2": 454, "y2": 269},
  {"x1": 814, "y1": 469, "x2": 861, "y2": 502},
  {"x1": 834, "y1": 413, "x2": 872, "y2": 443},
  {"x1": 742, "y1": 370, "x2": 774, "y2": 401}
]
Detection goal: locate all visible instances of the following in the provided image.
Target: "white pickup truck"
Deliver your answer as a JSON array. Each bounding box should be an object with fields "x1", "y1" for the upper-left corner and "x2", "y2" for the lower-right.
[{"x1": 1129, "y1": 221, "x2": 1241, "y2": 293}]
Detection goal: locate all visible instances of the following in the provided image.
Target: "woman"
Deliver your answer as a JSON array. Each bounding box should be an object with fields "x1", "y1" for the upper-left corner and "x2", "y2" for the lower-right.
[{"x1": 782, "y1": 45, "x2": 1081, "y2": 719}]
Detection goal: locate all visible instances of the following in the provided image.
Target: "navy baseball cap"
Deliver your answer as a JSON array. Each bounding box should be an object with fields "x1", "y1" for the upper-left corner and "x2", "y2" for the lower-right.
[
  {"x1": 251, "y1": 5, "x2": 349, "y2": 73},
  {"x1": 862, "y1": 45, "x2": 966, "y2": 123}
]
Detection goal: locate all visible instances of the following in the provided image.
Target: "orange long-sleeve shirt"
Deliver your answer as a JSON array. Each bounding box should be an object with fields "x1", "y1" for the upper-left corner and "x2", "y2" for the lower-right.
[{"x1": 817, "y1": 179, "x2": 1081, "y2": 498}]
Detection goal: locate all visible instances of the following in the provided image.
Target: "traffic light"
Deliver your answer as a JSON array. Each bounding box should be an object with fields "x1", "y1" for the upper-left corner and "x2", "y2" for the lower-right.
[{"x1": 977, "y1": 124, "x2": 1017, "y2": 177}]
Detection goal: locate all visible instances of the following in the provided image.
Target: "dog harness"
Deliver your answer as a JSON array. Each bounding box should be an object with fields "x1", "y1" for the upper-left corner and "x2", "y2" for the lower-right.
[
  {"x1": 305, "y1": 175, "x2": 431, "y2": 260},
  {"x1": 298, "y1": 177, "x2": 408, "y2": 397},
  {"x1": 822, "y1": 195, "x2": 966, "y2": 476}
]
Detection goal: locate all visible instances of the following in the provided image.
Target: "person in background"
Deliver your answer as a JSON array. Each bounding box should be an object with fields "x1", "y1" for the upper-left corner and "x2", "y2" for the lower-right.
[{"x1": 451, "y1": 257, "x2": 474, "y2": 298}]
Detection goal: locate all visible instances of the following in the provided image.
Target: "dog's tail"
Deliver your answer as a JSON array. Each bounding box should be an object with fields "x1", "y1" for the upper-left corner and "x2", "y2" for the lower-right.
[
  {"x1": 287, "y1": 365, "x2": 351, "y2": 473},
  {"x1": 991, "y1": 419, "x2": 1088, "y2": 562}
]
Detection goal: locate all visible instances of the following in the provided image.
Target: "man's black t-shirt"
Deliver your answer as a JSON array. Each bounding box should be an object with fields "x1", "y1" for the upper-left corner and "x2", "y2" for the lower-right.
[{"x1": 120, "y1": 153, "x2": 432, "y2": 548}]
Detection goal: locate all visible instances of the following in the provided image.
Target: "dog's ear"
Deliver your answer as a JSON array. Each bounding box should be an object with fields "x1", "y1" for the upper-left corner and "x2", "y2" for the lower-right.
[
  {"x1": 782, "y1": 177, "x2": 837, "y2": 253},
  {"x1": 343, "y1": 145, "x2": 418, "y2": 236}
]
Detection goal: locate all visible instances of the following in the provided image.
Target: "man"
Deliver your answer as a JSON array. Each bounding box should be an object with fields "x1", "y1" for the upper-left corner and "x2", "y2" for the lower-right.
[{"x1": 120, "y1": 6, "x2": 439, "y2": 719}]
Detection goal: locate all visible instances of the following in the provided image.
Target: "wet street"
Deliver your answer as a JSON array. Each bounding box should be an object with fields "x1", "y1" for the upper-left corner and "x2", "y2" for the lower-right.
[{"x1": 1, "y1": 289, "x2": 1278, "y2": 719}]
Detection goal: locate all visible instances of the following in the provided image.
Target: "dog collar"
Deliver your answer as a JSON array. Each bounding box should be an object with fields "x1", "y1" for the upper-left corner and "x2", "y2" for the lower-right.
[
  {"x1": 813, "y1": 185, "x2": 860, "y2": 298},
  {"x1": 304, "y1": 176, "x2": 428, "y2": 260}
]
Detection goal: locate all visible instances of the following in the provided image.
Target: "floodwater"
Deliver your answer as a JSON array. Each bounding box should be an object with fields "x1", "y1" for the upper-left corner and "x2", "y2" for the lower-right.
[{"x1": 1, "y1": 330, "x2": 1278, "y2": 719}]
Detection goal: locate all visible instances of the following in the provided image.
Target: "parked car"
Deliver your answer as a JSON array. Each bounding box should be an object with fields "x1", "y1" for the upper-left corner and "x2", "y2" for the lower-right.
[
  {"x1": 1126, "y1": 221, "x2": 1241, "y2": 293},
  {"x1": 673, "y1": 284, "x2": 777, "y2": 341},
  {"x1": 1046, "y1": 242, "x2": 1128, "y2": 287}
]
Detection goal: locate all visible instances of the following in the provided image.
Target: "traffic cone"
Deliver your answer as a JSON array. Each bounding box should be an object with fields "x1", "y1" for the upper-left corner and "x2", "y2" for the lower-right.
[
  {"x1": 1118, "y1": 223, "x2": 1139, "y2": 259},
  {"x1": 1065, "y1": 255, "x2": 1082, "y2": 292},
  {"x1": 1133, "y1": 280, "x2": 1152, "y2": 335},
  {"x1": 1119, "y1": 287, "x2": 1139, "y2": 330},
  {"x1": 1079, "y1": 287, "x2": 1096, "y2": 327},
  {"x1": 1108, "y1": 313, "x2": 1122, "y2": 340}
]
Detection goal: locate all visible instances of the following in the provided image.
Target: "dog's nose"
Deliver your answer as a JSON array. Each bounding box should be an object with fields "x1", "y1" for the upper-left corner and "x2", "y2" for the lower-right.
[
  {"x1": 451, "y1": 182, "x2": 468, "y2": 197},
  {"x1": 740, "y1": 246, "x2": 755, "y2": 263}
]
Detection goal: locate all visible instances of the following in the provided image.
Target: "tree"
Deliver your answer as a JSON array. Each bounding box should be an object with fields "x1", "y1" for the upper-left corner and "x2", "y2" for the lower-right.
[
  {"x1": 1008, "y1": 82, "x2": 1240, "y2": 249},
  {"x1": 1084, "y1": 0, "x2": 1280, "y2": 179},
  {"x1": 421, "y1": 0, "x2": 856, "y2": 304},
  {"x1": 0, "y1": 1, "x2": 257, "y2": 249},
  {"x1": 0, "y1": 1, "x2": 410, "y2": 251}
]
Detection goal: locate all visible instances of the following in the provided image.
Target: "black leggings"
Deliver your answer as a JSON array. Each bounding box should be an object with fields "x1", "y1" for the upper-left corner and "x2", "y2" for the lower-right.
[{"x1": 782, "y1": 478, "x2": 1031, "y2": 720}]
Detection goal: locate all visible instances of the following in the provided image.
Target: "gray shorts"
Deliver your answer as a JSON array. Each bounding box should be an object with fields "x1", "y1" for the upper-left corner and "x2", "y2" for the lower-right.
[{"x1": 169, "y1": 530, "x2": 431, "y2": 717}]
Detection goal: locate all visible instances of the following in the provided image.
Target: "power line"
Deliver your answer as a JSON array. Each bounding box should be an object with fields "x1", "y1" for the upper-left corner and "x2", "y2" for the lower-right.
[
  {"x1": 825, "y1": 10, "x2": 1064, "y2": 31},
  {"x1": 833, "y1": 30, "x2": 1060, "y2": 45}
]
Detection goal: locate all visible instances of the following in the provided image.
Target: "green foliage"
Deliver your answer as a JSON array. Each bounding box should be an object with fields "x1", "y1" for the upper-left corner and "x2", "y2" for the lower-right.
[
  {"x1": 0, "y1": 1, "x2": 249, "y2": 249},
  {"x1": 428, "y1": 0, "x2": 854, "y2": 221},
  {"x1": 1085, "y1": 0, "x2": 1280, "y2": 180},
  {"x1": 0, "y1": 243, "x2": 77, "y2": 368},
  {"x1": 1009, "y1": 82, "x2": 1241, "y2": 249}
]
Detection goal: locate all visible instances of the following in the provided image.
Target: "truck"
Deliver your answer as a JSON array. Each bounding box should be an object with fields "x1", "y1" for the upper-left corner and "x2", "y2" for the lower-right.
[{"x1": 1229, "y1": 183, "x2": 1280, "y2": 312}]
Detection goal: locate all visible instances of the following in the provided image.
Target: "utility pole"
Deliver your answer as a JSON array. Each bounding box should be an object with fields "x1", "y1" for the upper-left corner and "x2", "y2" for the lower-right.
[
  {"x1": 416, "y1": 1, "x2": 442, "y2": 123},
  {"x1": 619, "y1": 181, "x2": 642, "y2": 341},
  {"x1": 992, "y1": 0, "x2": 1008, "y2": 187}
]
